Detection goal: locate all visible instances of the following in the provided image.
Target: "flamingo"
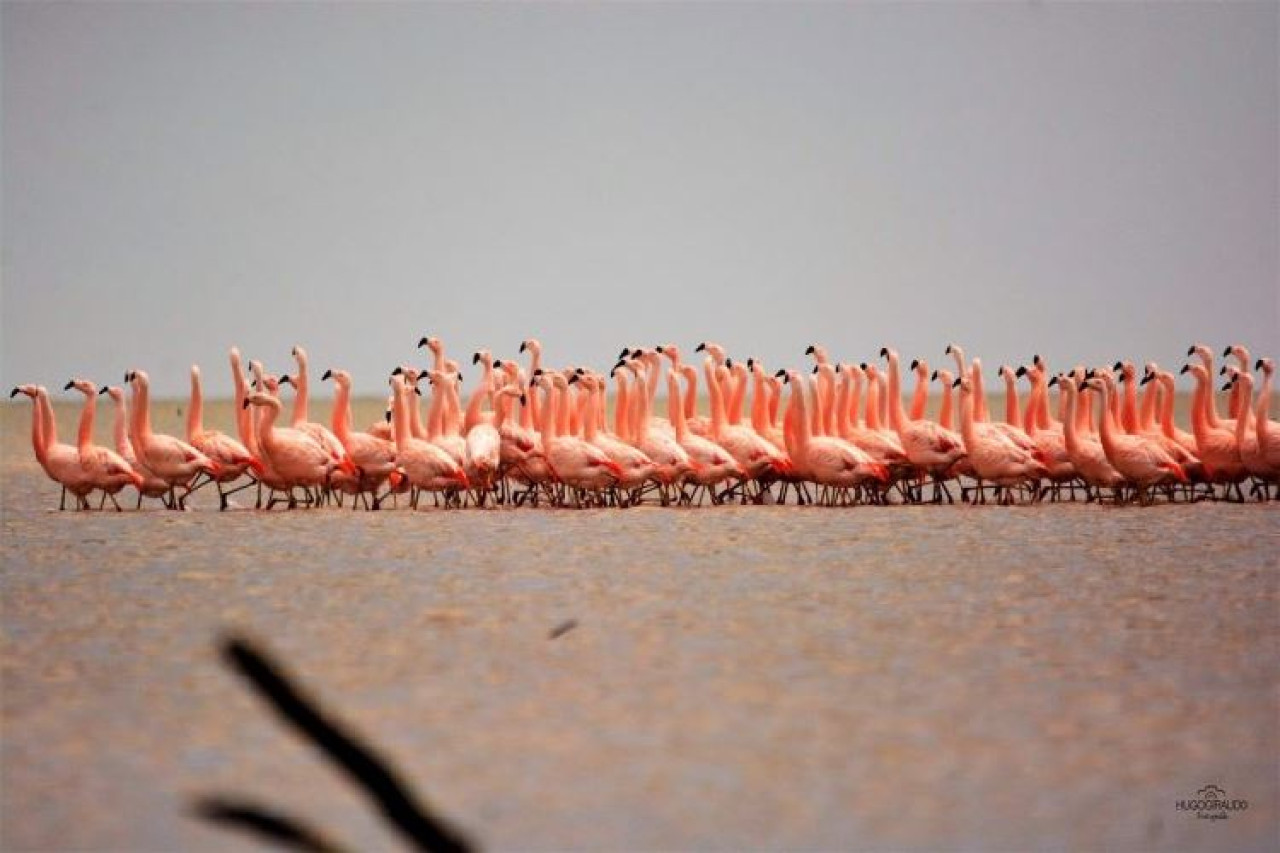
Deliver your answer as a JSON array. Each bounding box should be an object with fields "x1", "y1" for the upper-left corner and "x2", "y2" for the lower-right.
[
  {"x1": 667, "y1": 371, "x2": 741, "y2": 500},
  {"x1": 187, "y1": 365, "x2": 261, "y2": 509},
  {"x1": 1222, "y1": 368, "x2": 1274, "y2": 492},
  {"x1": 779, "y1": 369, "x2": 888, "y2": 498},
  {"x1": 126, "y1": 369, "x2": 220, "y2": 508},
  {"x1": 536, "y1": 373, "x2": 622, "y2": 502},
  {"x1": 100, "y1": 385, "x2": 171, "y2": 507},
  {"x1": 1082, "y1": 376, "x2": 1185, "y2": 502},
  {"x1": 11, "y1": 385, "x2": 94, "y2": 509},
  {"x1": 389, "y1": 376, "x2": 469, "y2": 503},
  {"x1": 322, "y1": 368, "x2": 404, "y2": 508},
  {"x1": 245, "y1": 392, "x2": 355, "y2": 501},
  {"x1": 956, "y1": 374, "x2": 1046, "y2": 503},
  {"x1": 1055, "y1": 375, "x2": 1124, "y2": 498},
  {"x1": 1253, "y1": 358, "x2": 1280, "y2": 493},
  {"x1": 64, "y1": 378, "x2": 143, "y2": 509},
  {"x1": 1181, "y1": 362, "x2": 1246, "y2": 492},
  {"x1": 882, "y1": 348, "x2": 964, "y2": 501}
]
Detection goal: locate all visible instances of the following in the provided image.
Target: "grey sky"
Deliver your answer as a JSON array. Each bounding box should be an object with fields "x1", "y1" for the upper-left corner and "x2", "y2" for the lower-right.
[{"x1": 3, "y1": 1, "x2": 1277, "y2": 398}]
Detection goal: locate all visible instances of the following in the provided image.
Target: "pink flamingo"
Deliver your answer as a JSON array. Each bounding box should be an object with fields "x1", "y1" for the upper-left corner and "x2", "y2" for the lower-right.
[
  {"x1": 245, "y1": 391, "x2": 355, "y2": 504},
  {"x1": 389, "y1": 376, "x2": 469, "y2": 504},
  {"x1": 702, "y1": 361, "x2": 788, "y2": 481},
  {"x1": 322, "y1": 368, "x2": 404, "y2": 507},
  {"x1": 1055, "y1": 375, "x2": 1124, "y2": 498},
  {"x1": 126, "y1": 370, "x2": 220, "y2": 508},
  {"x1": 187, "y1": 365, "x2": 262, "y2": 509},
  {"x1": 10, "y1": 384, "x2": 95, "y2": 509},
  {"x1": 882, "y1": 348, "x2": 964, "y2": 501},
  {"x1": 1253, "y1": 358, "x2": 1279, "y2": 493},
  {"x1": 956, "y1": 374, "x2": 1047, "y2": 503},
  {"x1": 64, "y1": 378, "x2": 143, "y2": 510},
  {"x1": 667, "y1": 371, "x2": 741, "y2": 500},
  {"x1": 779, "y1": 369, "x2": 887, "y2": 498},
  {"x1": 101, "y1": 385, "x2": 171, "y2": 507},
  {"x1": 1181, "y1": 362, "x2": 1245, "y2": 492},
  {"x1": 1082, "y1": 376, "x2": 1185, "y2": 502},
  {"x1": 536, "y1": 373, "x2": 622, "y2": 502},
  {"x1": 1222, "y1": 368, "x2": 1274, "y2": 492}
]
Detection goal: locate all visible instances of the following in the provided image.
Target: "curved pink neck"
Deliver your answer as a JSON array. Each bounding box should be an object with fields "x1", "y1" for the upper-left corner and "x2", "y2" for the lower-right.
[
  {"x1": 886, "y1": 355, "x2": 908, "y2": 433},
  {"x1": 76, "y1": 391, "x2": 96, "y2": 453},
  {"x1": 667, "y1": 374, "x2": 687, "y2": 442},
  {"x1": 188, "y1": 370, "x2": 204, "y2": 440},
  {"x1": 292, "y1": 356, "x2": 309, "y2": 427},
  {"x1": 333, "y1": 381, "x2": 353, "y2": 444}
]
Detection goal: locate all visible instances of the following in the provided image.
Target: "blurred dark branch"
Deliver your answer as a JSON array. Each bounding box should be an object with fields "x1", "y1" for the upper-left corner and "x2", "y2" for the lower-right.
[
  {"x1": 190, "y1": 796, "x2": 349, "y2": 853},
  {"x1": 220, "y1": 634, "x2": 475, "y2": 853}
]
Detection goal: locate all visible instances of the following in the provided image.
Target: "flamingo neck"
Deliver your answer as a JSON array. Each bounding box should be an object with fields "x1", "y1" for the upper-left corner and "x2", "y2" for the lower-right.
[
  {"x1": 188, "y1": 370, "x2": 204, "y2": 441},
  {"x1": 76, "y1": 391, "x2": 95, "y2": 453},
  {"x1": 728, "y1": 368, "x2": 748, "y2": 426},
  {"x1": 910, "y1": 366, "x2": 928, "y2": 421},
  {"x1": 886, "y1": 355, "x2": 908, "y2": 434},
  {"x1": 26, "y1": 396, "x2": 46, "y2": 465},
  {"x1": 667, "y1": 374, "x2": 687, "y2": 442},
  {"x1": 333, "y1": 382, "x2": 353, "y2": 444},
  {"x1": 1234, "y1": 378, "x2": 1253, "y2": 444},
  {"x1": 231, "y1": 355, "x2": 252, "y2": 449},
  {"x1": 938, "y1": 382, "x2": 953, "y2": 431},
  {"x1": 614, "y1": 375, "x2": 630, "y2": 440},
  {"x1": 1121, "y1": 376, "x2": 1138, "y2": 433},
  {"x1": 1062, "y1": 385, "x2": 1081, "y2": 455},
  {"x1": 705, "y1": 362, "x2": 726, "y2": 438},
  {"x1": 971, "y1": 360, "x2": 990, "y2": 422},
  {"x1": 835, "y1": 372, "x2": 852, "y2": 438},
  {"x1": 292, "y1": 357, "x2": 309, "y2": 427},
  {"x1": 1003, "y1": 375, "x2": 1022, "y2": 429},
  {"x1": 684, "y1": 370, "x2": 698, "y2": 420},
  {"x1": 865, "y1": 375, "x2": 882, "y2": 430},
  {"x1": 1094, "y1": 384, "x2": 1119, "y2": 455},
  {"x1": 392, "y1": 383, "x2": 411, "y2": 451},
  {"x1": 1139, "y1": 378, "x2": 1159, "y2": 432},
  {"x1": 111, "y1": 396, "x2": 131, "y2": 459}
]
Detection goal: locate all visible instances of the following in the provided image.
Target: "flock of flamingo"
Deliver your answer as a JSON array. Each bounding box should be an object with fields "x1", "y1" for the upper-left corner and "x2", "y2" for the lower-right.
[{"x1": 9, "y1": 338, "x2": 1278, "y2": 511}]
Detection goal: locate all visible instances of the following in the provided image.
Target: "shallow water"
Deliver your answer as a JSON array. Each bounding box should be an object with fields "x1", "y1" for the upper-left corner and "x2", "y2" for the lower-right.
[{"x1": 1, "y1": 400, "x2": 1277, "y2": 850}]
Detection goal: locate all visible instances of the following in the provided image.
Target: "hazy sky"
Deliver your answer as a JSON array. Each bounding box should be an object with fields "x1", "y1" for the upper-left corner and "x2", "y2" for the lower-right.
[{"x1": 3, "y1": 1, "x2": 1277, "y2": 398}]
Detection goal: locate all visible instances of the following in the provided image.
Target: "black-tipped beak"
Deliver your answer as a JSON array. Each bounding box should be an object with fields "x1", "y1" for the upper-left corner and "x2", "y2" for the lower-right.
[
  {"x1": 945, "y1": 344, "x2": 953, "y2": 355},
  {"x1": 619, "y1": 347, "x2": 631, "y2": 359},
  {"x1": 1048, "y1": 375, "x2": 1059, "y2": 387},
  {"x1": 910, "y1": 359, "x2": 918, "y2": 370},
  {"x1": 1180, "y1": 364, "x2": 1190, "y2": 374},
  {"x1": 575, "y1": 367, "x2": 584, "y2": 375},
  {"x1": 518, "y1": 393, "x2": 527, "y2": 407},
  {"x1": 695, "y1": 343, "x2": 706, "y2": 352},
  {"x1": 1256, "y1": 359, "x2": 1263, "y2": 370},
  {"x1": 1218, "y1": 365, "x2": 1227, "y2": 375},
  {"x1": 9, "y1": 387, "x2": 19, "y2": 398},
  {"x1": 1140, "y1": 373, "x2": 1152, "y2": 386},
  {"x1": 1220, "y1": 380, "x2": 1233, "y2": 391},
  {"x1": 930, "y1": 371, "x2": 938, "y2": 381},
  {"x1": 472, "y1": 352, "x2": 480, "y2": 365},
  {"x1": 391, "y1": 366, "x2": 403, "y2": 376},
  {"x1": 747, "y1": 358, "x2": 754, "y2": 369},
  {"x1": 1186, "y1": 346, "x2": 1196, "y2": 356},
  {"x1": 124, "y1": 371, "x2": 134, "y2": 382},
  {"x1": 280, "y1": 375, "x2": 294, "y2": 386},
  {"x1": 879, "y1": 347, "x2": 888, "y2": 358},
  {"x1": 655, "y1": 346, "x2": 665, "y2": 354},
  {"x1": 1033, "y1": 354, "x2": 1042, "y2": 366},
  {"x1": 534, "y1": 368, "x2": 544, "y2": 377},
  {"x1": 519, "y1": 341, "x2": 527, "y2": 353},
  {"x1": 811, "y1": 365, "x2": 819, "y2": 374},
  {"x1": 385, "y1": 410, "x2": 392, "y2": 422},
  {"x1": 63, "y1": 380, "x2": 74, "y2": 391},
  {"x1": 241, "y1": 398, "x2": 251, "y2": 409},
  {"x1": 418, "y1": 336, "x2": 429, "y2": 348},
  {"x1": 1078, "y1": 381, "x2": 1088, "y2": 392},
  {"x1": 99, "y1": 386, "x2": 109, "y2": 395},
  {"x1": 1222, "y1": 346, "x2": 1232, "y2": 357},
  {"x1": 1015, "y1": 366, "x2": 1027, "y2": 378},
  {"x1": 1085, "y1": 368, "x2": 1096, "y2": 379},
  {"x1": 568, "y1": 374, "x2": 579, "y2": 385},
  {"x1": 951, "y1": 377, "x2": 961, "y2": 388},
  {"x1": 774, "y1": 369, "x2": 786, "y2": 378},
  {"x1": 414, "y1": 387, "x2": 422, "y2": 396},
  {"x1": 859, "y1": 362, "x2": 867, "y2": 370},
  {"x1": 805, "y1": 345, "x2": 815, "y2": 355},
  {"x1": 321, "y1": 369, "x2": 333, "y2": 380},
  {"x1": 725, "y1": 358, "x2": 734, "y2": 369},
  {"x1": 494, "y1": 360, "x2": 503, "y2": 369},
  {"x1": 613, "y1": 359, "x2": 625, "y2": 371},
  {"x1": 1112, "y1": 361, "x2": 1122, "y2": 371}
]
